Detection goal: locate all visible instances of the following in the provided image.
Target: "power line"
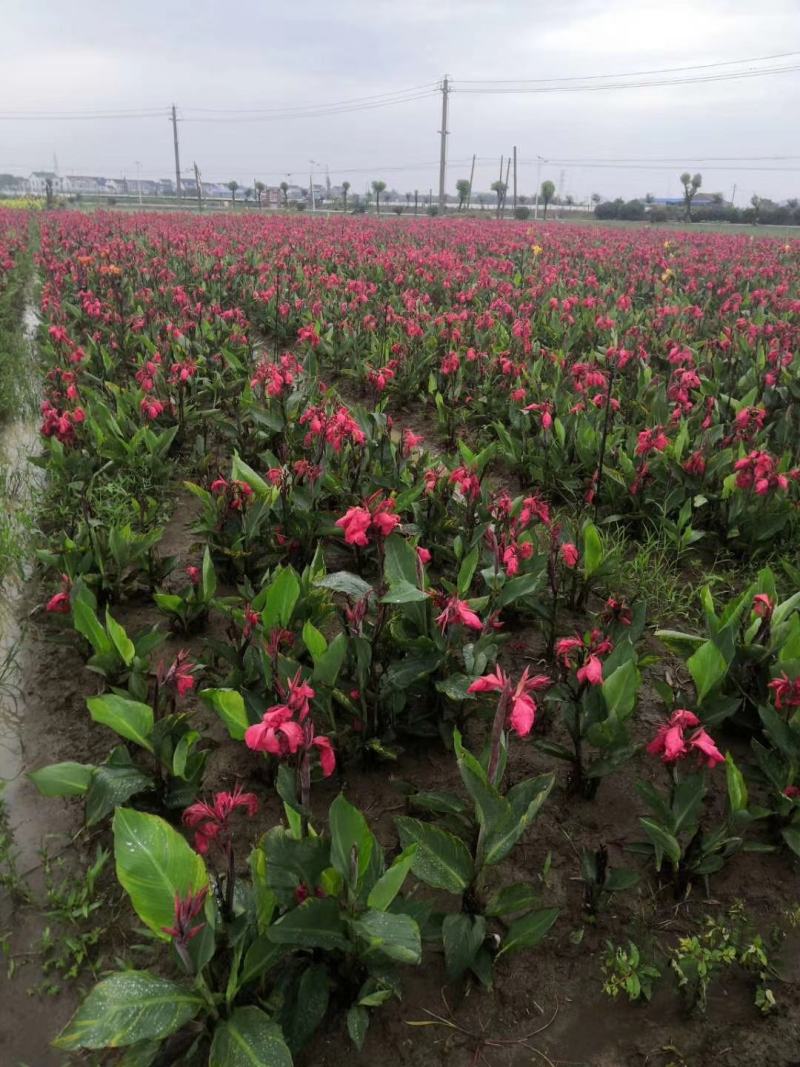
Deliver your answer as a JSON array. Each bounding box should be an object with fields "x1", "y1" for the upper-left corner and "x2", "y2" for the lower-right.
[
  {"x1": 455, "y1": 64, "x2": 800, "y2": 94},
  {"x1": 179, "y1": 83, "x2": 439, "y2": 115},
  {"x1": 455, "y1": 50, "x2": 800, "y2": 85}
]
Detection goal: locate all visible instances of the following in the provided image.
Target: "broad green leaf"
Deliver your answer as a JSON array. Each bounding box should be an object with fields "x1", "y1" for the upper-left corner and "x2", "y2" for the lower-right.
[
  {"x1": 485, "y1": 882, "x2": 540, "y2": 919},
  {"x1": 283, "y1": 964, "x2": 328, "y2": 1054},
  {"x1": 671, "y1": 772, "x2": 705, "y2": 834},
  {"x1": 315, "y1": 571, "x2": 373, "y2": 599},
  {"x1": 73, "y1": 598, "x2": 113, "y2": 656},
  {"x1": 231, "y1": 453, "x2": 274, "y2": 500},
  {"x1": 87, "y1": 694, "x2": 154, "y2": 752},
  {"x1": 457, "y1": 546, "x2": 480, "y2": 597},
  {"x1": 395, "y1": 817, "x2": 473, "y2": 894},
  {"x1": 350, "y1": 909, "x2": 421, "y2": 964},
  {"x1": 442, "y1": 913, "x2": 486, "y2": 979},
  {"x1": 781, "y1": 825, "x2": 800, "y2": 858},
  {"x1": 725, "y1": 753, "x2": 748, "y2": 813},
  {"x1": 302, "y1": 620, "x2": 327, "y2": 660},
  {"x1": 268, "y1": 897, "x2": 349, "y2": 952},
  {"x1": 602, "y1": 659, "x2": 639, "y2": 720},
  {"x1": 201, "y1": 545, "x2": 217, "y2": 601},
  {"x1": 347, "y1": 1005, "x2": 369, "y2": 1051},
  {"x1": 582, "y1": 521, "x2": 603, "y2": 579},
  {"x1": 263, "y1": 566, "x2": 300, "y2": 630},
  {"x1": 687, "y1": 640, "x2": 729, "y2": 704},
  {"x1": 29, "y1": 761, "x2": 93, "y2": 797},
  {"x1": 380, "y1": 579, "x2": 429, "y2": 604},
  {"x1": 113, "y1": 808, "x2": 207, "y2": 938},
  {"x1": 312, "y1": 633, "x2": 347, "y2": 686},
  {"x1": 239, "y1": 935, "x2": 284, "y2": 987},
  {"x1": 105, "y1": 609, "x2": 135, "y2": 667},
  {"x1": 329, "y1": 793, "x2": 376, "y2": 890},
  {"x1": 639, "y1": 817, "x2": 681, "y2": 868},
  {"x1": 209, "y1": 1006, "x2": 293, "y2": 1067},
  {"x1": 496, "y1": 908, "x2": 559, "y2": 959},
  {"x1": 201, "y1": 688, "x2": 249, "y2": 741},
  {"x1": 54, "y1": 971, "x2": 203, "y2": 1050},
  {"x1": 367, "y1": 845, "x2": 417, "y2": 911},
  {"x1": 86, "y1": 764, "x2": 154, "y2": 826}
]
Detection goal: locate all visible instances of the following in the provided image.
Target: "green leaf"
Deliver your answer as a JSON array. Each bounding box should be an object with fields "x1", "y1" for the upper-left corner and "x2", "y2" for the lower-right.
[
  {"x1": 582, "y1": 521, "x2": 603, "y2": 579},
  {"x1": 105, "y1": 609, "x2": 135, "y2": 667},
  {"x1": 671, "y1": 772, "x2": 705, "y2": 834},
  {"x1": 315, "y1": 571, "x2": 373, "y2": 599},
  {"x1": 267, "y1": 897, "x2": 350, "y2": 952},
  {"x1": 639, "y1": 818, "x2": 681, "y2": 868},
  {"x1": 497, "y1": 571, "x2": 543, "y2": 609},
  {"x1": 442, "y1": 913, "x2": 486, "y2": 979},
  {"x1": 72, "y1": 597, "x2": 113, "y2": 656},
  {"x1": 347, "y1": 1005, "x2": 369, "y2": 1051},
  {"x1": 86, "y1": 764, "x2": 154, "y2": 826},
  {"x1": 263, "y1": 567, "x2": 300, "y2": 630},
  {"x1": 781, "y1": 825, "x2": 800, "y2": 858},
  {"x1": 383, "y1": 532, "x2": 419, "y2": 587},
  {"x1": 602, "y1": 659, "x2": 639, "y2": 720},
  {"x1": 457, "y1": 546, "x2": 480, "y2": 597},
  {"x1": 201, "y1": 545, "x2": 217, "y2": 601},
  {"x1": 367, "y1": 846, "x2": 417, "y2": 911},
  {"x1": 395, "y1": 817, "x2": 473, "y2": 894},
  {"x1": 87, "y1": 694, "x2": 154, "y2": 752},
  {"x1": 209, "y1": 1006, "x2": 293, "y2": 1067},
  {"x1": 329, "y1": 793, "x2": 376, "y2": 891},
  {"x1": 29, "y1": 761, "x2": 93, "y2": 797},
  {"x1": 687, "y1": 640, "x2": 729, "y2": 704},
  {"x1": 201, "y1": 688, "x2": 249, "y2": 741},
  {"x1": 496, "y1": 908, "x2": 559, "y2": 959},
  {"x1": 725, "y1": 753, "x2": 748, "y2": 813},
  {"x1": 113, "y1": 808, "x2": 208, "y2": 938},
  {"x1": 284, "y1": 964, "x2": 328, "y2": 1054},
  {"x1": 350, "y1": 909, "x2": 421, "y2": 964},
  {"x1": 485, "y1": 882, "x2": 540, "y2": 919},
  {"x1": 312, "y1": 633, "x2": 347, "y2": 687},
  {"x1": 380, "y1": 579, "x2": 429, "y2": 604},
  {"x1": 54, "y1": 971, "x2": 203, "y2": 1050},
  {"x1": 231, "y1": 453, "x2": 274, "y2": 500},
  {"x1": 302, "y1": 620, "x2": 327, "y2": 660}
]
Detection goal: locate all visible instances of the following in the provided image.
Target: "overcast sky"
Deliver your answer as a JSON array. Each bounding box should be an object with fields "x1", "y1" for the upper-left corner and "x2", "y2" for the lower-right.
[{"x1": 2, "y1": 0, "x2": 799, "y2": 203}]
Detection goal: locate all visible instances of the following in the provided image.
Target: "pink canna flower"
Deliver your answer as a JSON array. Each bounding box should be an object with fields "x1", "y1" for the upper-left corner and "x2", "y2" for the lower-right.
[
  {"x1": 336, "y1": 505, "x2": 371, "y2": 546},
  {"x1": 752, "y1": 594, "x2": 775, "y2": 621},
  {"x1": 183, "y1": 783, "x2": 259, "y2": 855},
  {"x1": 162, "y1": 887, "x2": 208, "y2": 946},
  {"x1": 45, "y1": 573, "x2": 72, "y2": 614},
  {"x1": 335, "y1": 494, "x2": 400, "y2": 547},
  {"x1": 576, "y1": 654, "x2": 603, "y2": 687},
  {"x1": 402, "y1": 428, "x2": 424, "y2": 454},
  {"x1": 157, "y1": 650, "x2": 198, "y2": 699},
  {"x1": 245, "y1": 705, "x2": 305, "y2": 757},
  {"x1": 560, "y1": 542, "x2": 580, "y2": 569},
  {"x1": 468, "y1": 665, "x2": 552, "y2": 739},
  {"x1": 647, "y1": 709, "x2": 723, "y2": 768},
  {"x1": 768, "y1": 673, "x2": 800, "y2": 711},
  {"x1": 436, "y1": 595, "x2": 483, "y2": 633}
]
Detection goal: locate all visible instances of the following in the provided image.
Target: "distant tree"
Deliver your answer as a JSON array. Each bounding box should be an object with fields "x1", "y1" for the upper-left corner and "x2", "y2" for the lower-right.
[
  {"x1": 518, "y1": 194, "x2": 528, "y2": 205},
  {"x1": 644, "y1": 192, "x2": 654, "y2": 205},
  {"x1": 371, "y1": 179, "x2": 386, "y2": 215},
  {"x1": 456, "y1": 178, "x2": 471, "y2": 210},
  {"x1": 711, "y1": 192, "x2": 723, "y2": 207},
  {"x1": 341, "y1": 180, "x2": 350, "y2": 212},
  {"x1": 491, "y1": 179, "x2": 507, "y2": 218},
  {"x1": 373, "y1": 180, "x2": 388, "y2": 215},
  {"x1": 540, "y1": 179, "x2": 556, "y2": 219},
  {"x1": 227, "y1": 180, "x2": 239, "y2": 206},
  {"x1": 280, "y1": 181, "x2": 289, "y2": 208},
  {"x1": 751, "y1": 193, "x2": 761, "y2": 224},
  {"x1": 243, "y1": 187, "x2": 253, "y2": 204},
  {"x1": 254, "y1": 180, "x2": 265, "y2": 207},
  {"x1": 786, "y1": 197, "x2": 799, "y2": 209},
  {"x1": 405, "y1": 192, "x2": 412, "y2": 210},
  {"x1": 591, "y1": 192, "x2": 602, "y2": 207},
  {"x1": 680, "y1": 171, "x2": 702, "y2": 221}
]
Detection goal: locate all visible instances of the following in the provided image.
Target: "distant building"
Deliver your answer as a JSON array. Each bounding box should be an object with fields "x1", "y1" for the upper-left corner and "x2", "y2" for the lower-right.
[{"x1": 27, "y1": 171, "x2": 62, "y2": 195}]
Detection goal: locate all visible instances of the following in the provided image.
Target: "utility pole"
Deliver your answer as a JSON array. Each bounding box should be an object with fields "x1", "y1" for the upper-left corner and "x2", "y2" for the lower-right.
[
  {"x1": 437, "y1": 75, "x2": 449, "y2": 214},
  {"x1": 193, "y1": 162, "x2": 202, "y2": 211},
  {"x1": 534, "y1": 156, "x2": 544, "y2": 219},
  {"x1": 512, "y1": 146, "x2": 518, "y2": 212},
  {"x1": 466, "y1": 153, "x2": 476, "y2": 210},
  {"x1": 731, "y1": 183, "x2": 737, "y2": 206},
  {"x1": 309, "y1": 169, "x2": 315, "y2": 212},
  {"x1": 135, "y1": 160, "x2": 143, "y2": 205},
  {"x1": 171, "y1": 105, "x2": 182, "y2": 201},
  {"x1": 414, "y1": 189, "x2": 419, "y2": 215},
  {"x1": 503, "y1": 155, "x2": 511, "y2": 214}
]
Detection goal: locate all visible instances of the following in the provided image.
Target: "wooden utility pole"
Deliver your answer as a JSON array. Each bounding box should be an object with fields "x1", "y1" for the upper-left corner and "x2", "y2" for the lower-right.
[
  {"x1": 466, "y1": 153, "x2": 476, "y2": 210},
  {"x1": 193, "y1": 162, "x2": 202, "y2": 211},
  {"x1": 437, "y1": 76, "x2": 449, "y2": 214},
  {"x1": 171, "y1": 104, "x2": 182, "y2": 201},
  {"x1": 414, "y1": 189, "x2": 419, "y2": 215},
  {"x1": 512, "y1": 145, "x2": 518, "y2": 212},
  {"x1": 503, "y1": 156, "x2": 511, "y2": 213}
]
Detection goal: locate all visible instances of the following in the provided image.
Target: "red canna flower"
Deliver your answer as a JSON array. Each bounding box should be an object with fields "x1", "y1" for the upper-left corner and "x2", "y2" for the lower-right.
[
  {"x1": 162, "y1": 887, "x2": 208, "y2": 945},
  {"x1": 560, "y1": 542, "x2": 579, "y2": 569},
  {"x1": 753, "y1": 594, "x2": 775, "y2": 621},
  {"x1": 335, "y1": 493, "x2": 400, "y2": 547},
  {"x1": 647, "y1": 709, "x2": 723, "y2": 768},
  {"x1": 45, "y1": 573, "x2": 72, "y2": 614},
  {"x1": 436, "y1": 595, "x2": 483, "y2": 633},
  {"x1": 468, "y1": 665, "x2": 552, "y2": 738},
  {"x1": 183, "y1": 783, "x2": 259, "y2": 855},
  {"x1": 769, "y1": 673, "x2": 800, "y2": 711}
]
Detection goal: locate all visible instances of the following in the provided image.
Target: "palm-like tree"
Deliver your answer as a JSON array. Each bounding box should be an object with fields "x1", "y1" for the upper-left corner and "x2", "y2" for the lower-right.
[
  {"x1": 456, "y1": 178, "x2": 471, "y2": 210},
  {"x1": 540, "y1": 180, "x2": 555, "y2": 219},
  {"x1": 342, "y1": 180, "x2": 350, "y2": 212},
  {"x1": 254, "y1": 181, "x2": 265, "y2": 207},
  {"x1": 279, "y1": 181, "x2": 289, "y2": 208},
  {"x1": 491, "y1": 179, "x2": 507, "y2": 218},
  {"x1": 371, "y1": 180, "x2": 386, "y2": 215},
  {"x1": 227, "y1": 180, "x2": 239, "y2": 206},
  {"x1": 680, "y1": 171, "x2": 702, "y2": 221}
]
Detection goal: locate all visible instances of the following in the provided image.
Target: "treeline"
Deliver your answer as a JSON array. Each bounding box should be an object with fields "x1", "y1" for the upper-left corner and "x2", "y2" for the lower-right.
[{"x1": 595, "y1": 198, "x2": 800, "y2": 226}]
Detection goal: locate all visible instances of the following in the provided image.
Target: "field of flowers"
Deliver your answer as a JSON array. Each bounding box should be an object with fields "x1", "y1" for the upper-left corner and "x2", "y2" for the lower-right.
[{"x1": 5, "y1": 210, "x2": 800, "y2": 1065}]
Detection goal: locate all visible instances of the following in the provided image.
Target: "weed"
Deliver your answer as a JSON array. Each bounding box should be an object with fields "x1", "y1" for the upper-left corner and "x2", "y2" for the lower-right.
[{"x1": 601, "y1": 940, "x2": 661, "y2": 1002}]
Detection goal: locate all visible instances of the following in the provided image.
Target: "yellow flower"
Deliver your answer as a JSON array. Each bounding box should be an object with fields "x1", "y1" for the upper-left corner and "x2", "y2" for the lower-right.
[{"x1": 531, "y1": 244, "x2": 543, "y2": 256}]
